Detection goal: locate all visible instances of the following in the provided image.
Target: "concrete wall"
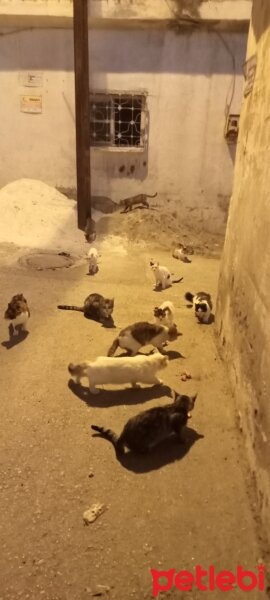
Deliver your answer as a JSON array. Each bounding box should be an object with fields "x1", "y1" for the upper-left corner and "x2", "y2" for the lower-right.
[
  {"x1": 216, "y1": 0, "x2": 270, "y2": 542},
  {"x1": 0, "y1": 24, "x2": 247, "y2": 233},
  {"x1": 0, "y1": 0, "x2": 251, "y2": 27}
]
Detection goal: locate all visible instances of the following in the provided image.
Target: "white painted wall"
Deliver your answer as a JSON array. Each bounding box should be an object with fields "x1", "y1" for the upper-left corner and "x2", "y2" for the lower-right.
[
  {"x1": 0, "y1": 28, "x2": 76, "y2": 189},
  {"x1": 0, "y1": 25, "x2": 247, "y2": 232},
  {"x1": 90, "y1": 28, "x2": 247, "y2": 232}
]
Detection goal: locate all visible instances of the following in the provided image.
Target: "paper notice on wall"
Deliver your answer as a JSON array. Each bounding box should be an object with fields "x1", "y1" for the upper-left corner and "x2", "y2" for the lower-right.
[
  {"x1": 19, "y1": 72, "x2": 43, "y2": 87},
  {"x1": 20, "y1": 95, "x2": 42, "y2": 114}
]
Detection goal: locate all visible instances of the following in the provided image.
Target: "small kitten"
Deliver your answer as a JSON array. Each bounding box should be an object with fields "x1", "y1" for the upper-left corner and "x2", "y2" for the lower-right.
[
  {"x1": 119, "y1": 192, "x2": 157, "y2": 213},
  {"x1": 108, "y1": 321, "x2": 180, "y2": 356},
  {"x1": 150, "y1": 261, "x2": 183, "y2": 290},
  {"x1": 91, "y1": 391, "x2": 197, "y2": 454},
  {"x1": 85, "y1": 216, "x2": 96, "y2": 243},
  {"x1": 154, "y1": 301, "x2": 175, "y2": 328},
  {"x1": 172, "y1": 246, "x2": 192, "y2": 263},
  {"x1": 87, "y1": 247, "x2": 99, "y2": 275},
  {"x1": 185, "y1": 291, "x2": 213, "y2": 324},
  {"x1": 68, "y1": 351, "x2": 168, "y2": 394},
  {"x1": 4, "y1": 293, "x2": 30, "y2": 335},
  {"x1": 58, "y1": 293, "x2": 114, "y2": 323}
]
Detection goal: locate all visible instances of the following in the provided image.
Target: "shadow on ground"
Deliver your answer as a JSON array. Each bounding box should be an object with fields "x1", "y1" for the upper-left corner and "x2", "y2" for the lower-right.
[
  {"x1": 68, "y1": 379, "x2": 172, "y2": 408},
  {"x1": 2, "y1": 330, "x2": 29, "y2": 350},
  {"x1": 92, "y1": 427, "x2": 204, "y2": 473}
]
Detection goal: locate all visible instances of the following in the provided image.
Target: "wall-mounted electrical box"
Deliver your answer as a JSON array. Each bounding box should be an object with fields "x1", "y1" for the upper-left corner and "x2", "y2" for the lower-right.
[{"x1": 224, "y1": 114, "x2": 240, "y2": 144}]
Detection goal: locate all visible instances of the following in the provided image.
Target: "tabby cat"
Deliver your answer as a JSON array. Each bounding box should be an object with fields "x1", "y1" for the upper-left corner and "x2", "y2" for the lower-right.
[
  {"x1": 58, "y1": 293, "x2": 114, "y2": 323},
  {"x1": 119, "y1": 192, "x2": 157, "y2": 213},
  {"x1": 91, "y1": 391, "x2": 197, "y2": 454}
]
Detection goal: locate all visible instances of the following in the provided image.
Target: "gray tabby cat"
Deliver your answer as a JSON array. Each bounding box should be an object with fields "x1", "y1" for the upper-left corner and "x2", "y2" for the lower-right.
[
  {"x1": 119, "y1": 192, "x2": 157, "y2": 213},
  {"x1": 58, "y1": 293, "x2": 114, "y2": 324},
  {"x1": 107, "y1": 322, "x2": 180, "y2": 356},
  {"x1": 91, "y1": 392, "x2": 197, "y2": 455}
]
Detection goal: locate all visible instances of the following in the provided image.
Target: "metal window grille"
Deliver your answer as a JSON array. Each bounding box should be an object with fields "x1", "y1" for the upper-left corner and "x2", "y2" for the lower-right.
[{"x1": 89, "y1": 93, "x2": 148, "y2": 148}]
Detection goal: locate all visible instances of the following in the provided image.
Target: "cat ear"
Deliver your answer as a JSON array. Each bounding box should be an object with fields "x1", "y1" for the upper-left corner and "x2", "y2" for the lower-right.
[{"x1": 192, "y1": 394, "x2": 197, "y2": 403}]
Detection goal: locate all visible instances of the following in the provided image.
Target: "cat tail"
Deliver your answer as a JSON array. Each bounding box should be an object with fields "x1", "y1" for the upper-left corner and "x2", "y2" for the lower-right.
[
  {"x1": 185, "y1": 292, "x2": 194, "y2": 303},
  {"x1": 146, "y1": 192, "x2": 158, "y2": 198},
  {"x1": 172, "y1": 276, "x2": 184, "y2": 284},
  {"x1": 107, "y1": 337, "x2": 119, "y2": 357},
  {"x1": 57, "y1": 305, "x2": 84, "y2": 312},
  {"x1": 91, "y1": 425, "x2": 123, "y2": 453}
]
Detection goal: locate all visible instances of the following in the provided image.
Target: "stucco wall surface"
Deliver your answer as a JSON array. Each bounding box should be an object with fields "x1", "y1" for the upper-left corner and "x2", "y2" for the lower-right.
[
  {"x1": 216, "y1": 0, "x2": 270, "y2": 541},
  {"x1": 0, "y1": 26, "x2": 247, "y2": 233}
]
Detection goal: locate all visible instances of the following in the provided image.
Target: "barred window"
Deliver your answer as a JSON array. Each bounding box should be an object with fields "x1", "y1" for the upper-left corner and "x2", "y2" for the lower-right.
[{"x1": 89, "y1": 93, "x2": 148, "y2": 149}]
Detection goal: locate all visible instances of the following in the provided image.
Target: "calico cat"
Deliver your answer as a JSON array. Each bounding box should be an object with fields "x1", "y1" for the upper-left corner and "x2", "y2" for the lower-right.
[
  {"x1": 87, "y1": 247, "x2": 99, "y2": 275},
  {"x1": 185, "y1": 291, "x2": 213, "y2": 324},
  {"x1": 107, "y1": 321, "x2": 180, "y2": 357},
  {"x1": 91, "y1": 391, "x2": 197, "y2": 454},
  {"x1": 119, "y1": 192, "x2": 157, "y2": 213},
  {"x1": 68, "y1": 352, "x2": 168, "y2": 394},
  {"x1": 85, "y1": 216, "x2": 96, "y2": 243},
  {"x1": 154, "y1": 301, "x2": 175, "y2": 328},
  {"x1": 172, "y1": 246, "x2": 192, "y2": 263},
  {"x1": 4, "y1": 293, "x2": 30, "y2": 335},
  {"x1": 150, "y1": 261, "x2": 183, "y2": 290},
  {"x1": 58, "y1": 293, "x2": 114, "y2": 323}
]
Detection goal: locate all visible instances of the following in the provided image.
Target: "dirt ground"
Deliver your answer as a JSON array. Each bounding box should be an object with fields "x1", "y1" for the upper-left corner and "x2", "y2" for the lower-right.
[
  {"x1": 93, "y1": 204, "x2": 224, "y2": 258},
  {"x1": 0, "y1": 237, "x2": 269, "y2": 600}
]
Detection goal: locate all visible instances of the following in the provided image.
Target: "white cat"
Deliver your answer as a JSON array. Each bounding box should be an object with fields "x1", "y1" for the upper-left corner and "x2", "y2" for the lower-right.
[
  {"x1": 154, "y1": 301, "x2": 175, "y2": 328},
  {"x1": 68, "y1": 352, "x2": 168, "y2": 394},
  {"x1": 150, "y1": 261, "x2": 183, "y2": 290},
  {"x1": 87, "y1": 247, "x2": 99, "y2": 275}
]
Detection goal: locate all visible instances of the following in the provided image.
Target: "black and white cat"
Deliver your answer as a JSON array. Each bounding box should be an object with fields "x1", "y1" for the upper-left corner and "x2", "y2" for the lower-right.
[
  {"x1": 150, "y1": 261, "x2": 183, "y2": 290},
  {"x1": 68, "y1": 351, "x2": 168, "y2": 394},
  {"x1": 154, "y1": 301, "x2": 175, "y2": 328},
  {"x1": 185, "y1": 291, "x2": 213, "y2": 324},
  {"x1": 91, "y1": 391, "x2": 197, "y2": 454},
  {"x1": 107, "y1": 321, "x2": 180, "y2": 356},
  {"x1": 58, "y1": 293, "x2": 114, "y2": 324},
  {"x1": 4, "y1": 293, "x2": 30, "y2": 336}
]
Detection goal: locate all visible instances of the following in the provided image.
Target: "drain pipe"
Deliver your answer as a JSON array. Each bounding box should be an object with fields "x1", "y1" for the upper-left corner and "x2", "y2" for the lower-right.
[{"x1": 73, "y1": 0, "x2": 91, "y2": 230}]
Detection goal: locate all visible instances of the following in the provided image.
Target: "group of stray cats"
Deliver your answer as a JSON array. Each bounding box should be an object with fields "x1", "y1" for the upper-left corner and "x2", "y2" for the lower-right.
[{"x1": 4, "y1": 244, "x2": 213, "y2": 457}]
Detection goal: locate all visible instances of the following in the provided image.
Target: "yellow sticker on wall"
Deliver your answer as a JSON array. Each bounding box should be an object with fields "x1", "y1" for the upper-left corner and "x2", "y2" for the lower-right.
[{"x1": 20, "y1": 95, "x2": 42, "y2": 114}]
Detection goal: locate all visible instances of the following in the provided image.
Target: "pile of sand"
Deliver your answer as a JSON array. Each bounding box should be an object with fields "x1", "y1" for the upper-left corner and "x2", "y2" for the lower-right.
[
  {"x1": 0, "y1": 179, "x2": 85, "y2": 254},
  {"x1": 95, "y1": 207, "x2": 224, "y2": 257},
  {"x1": 0, "y1": 179, "x2": 224, "y2": 258}
]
